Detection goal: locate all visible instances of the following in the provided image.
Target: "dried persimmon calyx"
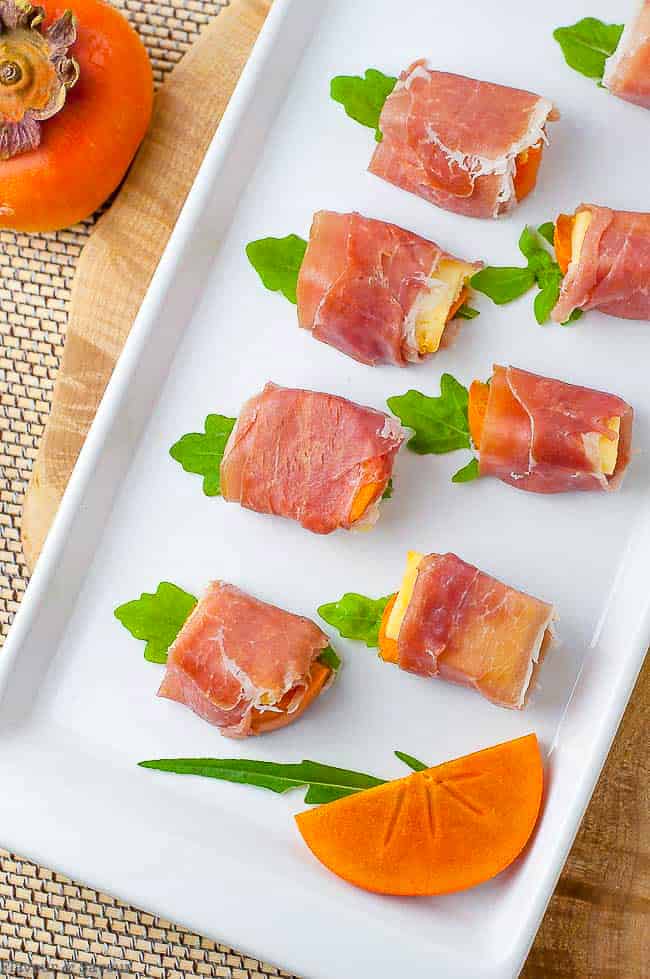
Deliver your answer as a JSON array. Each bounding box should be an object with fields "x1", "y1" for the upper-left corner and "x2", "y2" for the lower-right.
[{"x1": 0, "y1": 0, "x2": 79, "y2": 159}]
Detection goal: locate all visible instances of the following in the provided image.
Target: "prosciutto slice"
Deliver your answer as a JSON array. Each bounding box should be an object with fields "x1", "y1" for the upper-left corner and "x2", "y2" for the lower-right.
[
  {"x1": 397, "y1": 553, "x2": 554, "y2": 709},
  {"x1": 158, "y1": 582, "x2": 330, "y2": 738},
  {"x1": 369, "y1": 61, "x2": 557, "y2": 218},
  {"x1": 478, "y1": 365, "x2": 633, "y2": 493},
  {"x1": 296, "y1": 210, "x2": 480, "y2": 366},
  {"x1": 603, "y1": 1, "x2": 650, "y2": 108},
  {"x1": 552, "y1": 205, "x2": 650, "y2": 323},
  {"x1": 220, "y1": 383, "x2": 405, "y2": 533}
]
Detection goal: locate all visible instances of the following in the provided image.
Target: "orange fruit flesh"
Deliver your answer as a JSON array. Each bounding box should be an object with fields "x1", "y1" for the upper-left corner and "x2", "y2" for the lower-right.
[
  {"x1": 513, "y1": 142, "x2": 543, "y2": 202},
  {"x1": 295, "y1": 733, "x2": 543, "y2": 896},
  {"x1": 446, "y1": 286, "x2": 469, "y2": 322},
  {"x1": 250, "y1": 661, "x2": 331, "y2": 734},
  {"x1": 349, "y1": 479, "x2": 385, "y2": 524},
  {"x1": 378, "y1": 593, "x2": 399, "y2": 663},
  {"x1": 554, "y1": 213, "x2": 575, "y2": 275},
  {"x1": 468, "y1": 379, "x2": 490, "y2": 450}
]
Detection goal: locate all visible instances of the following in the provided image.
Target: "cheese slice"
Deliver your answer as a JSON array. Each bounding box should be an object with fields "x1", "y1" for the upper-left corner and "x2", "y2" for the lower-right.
[
  {"x1": 412, "y1": 259, "x2": 475, "y2": 354},
  {"x1": 385, "y1": 550, "x2": 424, "y2": 640},
  {"x1": 600, "y1": 416, "x2": 621, "y2": 476},
  {"x1": 570, "y1": 210, "x2": 592, "y2": 267}
]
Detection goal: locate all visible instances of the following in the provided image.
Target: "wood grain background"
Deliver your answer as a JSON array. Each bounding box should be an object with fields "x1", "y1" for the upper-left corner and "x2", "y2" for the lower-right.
[{"x1": 16, "y1": 1, "x2": 650, "y2": 975}]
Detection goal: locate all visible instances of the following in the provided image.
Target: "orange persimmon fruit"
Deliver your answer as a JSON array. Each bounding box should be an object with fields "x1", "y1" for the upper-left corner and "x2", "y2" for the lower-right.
[
  {"x1": 513, "y1": 141, "x2": 543, "y2": 202},
  {"x1": 468, "y1": 379, "x2": 490, "y2": 450},
  {"x1": 554, "y1": 213, "x2": 574, "y2": 276},
  {"x1": 250, "y1": 661, "x2": 331, "y2": 735},
  {"x1": 0, "y1": 0, "x2": 153, "y2": 232},
  {"x1": 377, "y1": 592, "x2": 398, "y2": 663},
  {"x1": 295, "y1": 733, "x2": 543, "y2": 896}
]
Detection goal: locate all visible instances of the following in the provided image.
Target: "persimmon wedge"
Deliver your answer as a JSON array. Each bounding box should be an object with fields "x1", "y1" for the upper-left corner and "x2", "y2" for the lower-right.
[{"x1": 295, "y1": 733, "x2": 543, "y2": 896}]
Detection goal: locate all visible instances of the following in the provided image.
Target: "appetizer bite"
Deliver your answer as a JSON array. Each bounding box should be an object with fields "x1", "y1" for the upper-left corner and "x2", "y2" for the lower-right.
[
  {"x1": 140, "y1": 734, "x2": 544, "y2": 896},
  {"x1": 331, "y1": 62, "x2": 557, "y2": 218},
  {"x1": 115, "y1": 580, "x2": 340, "y2": 738},
  {"x1": 171, "y1": 383, "x2": 405, "y2": 534},
  {"x1": 388, "y1": 366, "x2": 634, "y2": 493},
  {"x1": 321, "y1": 552, "x2": 555, "y2": 709},
  {"x1": 554, "y1": 7, "x2": 650, "y2": 109},
  {"x1": 553, "y1": 205, "x2": 650, "y2": 322},
  {"x1": 603, "y1": 2, "x2": 650, "y2": 108},
  {"x1": 247, "y1": 210, "x2": 481, "y2": 366}
]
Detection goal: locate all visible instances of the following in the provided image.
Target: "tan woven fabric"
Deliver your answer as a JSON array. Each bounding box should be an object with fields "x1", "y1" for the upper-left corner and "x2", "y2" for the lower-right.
[{"x1": 0, "y1": 2, "x2": 297, "y2": 975}]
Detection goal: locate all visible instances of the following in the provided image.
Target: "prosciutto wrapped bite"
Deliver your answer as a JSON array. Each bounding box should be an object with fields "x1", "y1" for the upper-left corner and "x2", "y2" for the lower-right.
[
  {"x1": 158, "y1": 582, "x2": 333, "y2": 737},
  {"x1": 221, "y1": 383, "x2": 405, "y2": 533},
  {"x1": 296, "y1": 210, "x2": 480, "y2": 366},
  {"x1": 369, "y1": 61, "x2": 557, "y2": 219},
  {"x1": 378, "y1": 552, "x2": 555, "y2": 709},
  {"x1": 553, "y1": 204, "x2": 650, "y2": 322},
  {"x1": 468, "y1": 366, "x2": 633, "y2": 493},
  {"x1": 603, "y1": 1, "x2": 650, "y2": 108}
]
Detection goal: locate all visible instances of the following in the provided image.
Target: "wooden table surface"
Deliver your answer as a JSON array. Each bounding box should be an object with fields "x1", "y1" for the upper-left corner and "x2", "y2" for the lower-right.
[{"x1": 17, "y1": 1, "x2": 650, "y2": 975}]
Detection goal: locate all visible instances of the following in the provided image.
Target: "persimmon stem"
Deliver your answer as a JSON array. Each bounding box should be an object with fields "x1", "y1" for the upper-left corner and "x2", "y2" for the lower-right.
[
  {"x1": 0, "y1": 61, "x2": 22, "y2": 86},
  {"x1": 0, "y1": 0, "x2": 79, "y2": 159}
]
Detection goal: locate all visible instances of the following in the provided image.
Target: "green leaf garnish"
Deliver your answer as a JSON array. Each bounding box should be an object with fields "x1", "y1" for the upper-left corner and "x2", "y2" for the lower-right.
[
  {"x1": 318, "y1": 593, "x2": 390, "y2": 649},
  {"x1": 382, "y1": 477, "x2": 394, "y2": 500},
  {"x1": 318, "y1": 645, "x2": 341, "y2": 673},
  {"x1": 394, "y1": 751, "x2": 428, "y2": 772},
  {"x1": 471, "y1": 225, "x2": 570, "y2": 325},
  {"x1": 563, "y1": 308, "x2": 584, "y2": 325},
  {"x1": 245, "y1": 234, "x2": 307, "y2": 304},
  {"x1": 115, "y1": 582, "x2": 197, "y2": 664},
  {"x1": 170, "y1": 414, "x2": 236, "y2": 496},
  {"x1": 537, "y1": 222, "x2": 556, "y2": 246},
  {"x1": 388, "y1": 374, "x2": 470, "y2": 455},
  {"x1": 330, "y1": 68, "x2": 397, "y2": 141},
  {"x1": 553, "y1": 18, "x2": 624, "y2": 82},
  {"x1": 455, "y1": 303, "x2": 480, "y2": 320},
  {"x1": 534, "y1": 268, "x2": 563, "y2": 325},
  {"x1": 470, "y1": 267, "x2": 536, "y2": 305},
  {"x1": 452, "y1": 456, "x2": 480, "y2": 483},
  {"x1": 138, "y1": 757, "x2": 386, "y2": 804}
]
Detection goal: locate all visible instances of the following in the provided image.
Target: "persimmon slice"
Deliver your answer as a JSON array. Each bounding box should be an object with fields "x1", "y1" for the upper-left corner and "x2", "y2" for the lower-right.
[
  {"x1": 513, "y1": 142, "x2": 544, "y2": 202},
  {"x1": 468, "y1": 379, "x2": 490, "y2": 450},
  {"x1": 554, "y1": 213, "x2": 574, "y2": 275},
  {"x1": 295, "y1": 733, "x2": 543, "y2": 896}
]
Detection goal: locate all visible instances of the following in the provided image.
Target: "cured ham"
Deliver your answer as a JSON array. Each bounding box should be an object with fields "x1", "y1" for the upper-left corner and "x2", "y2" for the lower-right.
[
  {"x1": 369, "y1": 61, "x2": 557, "y2": 219},
  {"x1": 158, "y1": 581, "x2": 332, "y2": 737},
  {"x1": 553, "y1": 204, "x2": 650, "y2": 323},
  {"x1": 296, "y1": 210, "x2": 480, "y2": 366},
  {"x1": 469, "y1": 365, "x2": 633, "y2": 493},
  {"x1": 220, "y1": 383, "x2": 405, "y2": 533},
  {"x1": 378, "y1": 552, "x2": 554, "y2": 709},
  {"x1": 603, "y1": 1, "x2": 650, "y2": 108}
]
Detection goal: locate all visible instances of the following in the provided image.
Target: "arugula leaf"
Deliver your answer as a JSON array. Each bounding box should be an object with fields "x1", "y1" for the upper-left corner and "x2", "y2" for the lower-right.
[
  {"x1": 138, "y1": 757, "x2": 386, "y2": 804},
  {"x1": 470, "y1": 267, "x2": 535, "y2": 305},
  {"x1": 170, "y1": 414, "x2": 236, "y2": 496},
  {"x1": 382, "y1": 477, "x2": 394, "y2": 500},
  {"x1": 537, "y1": 222, "x2": 556, "y2": 247},
  {"x1": 394, "y1": 751, "x2": 428, "y2": 772},
  {"x1": 388, "y1": 374, "x2": 470, "y2": 455},
  {"x1": 246, "y1": 234, "x2": 307, "y2": 304},
  {"x1": 563, "y1": 308, "x2": 584, "y2": 325},
  {"x1": 330, "y1": 68, "x2": 397, "y2": 141},
  {"x1": 318, "y1": 646, "x2": 341, "y2": 673},
  {"x1": 318, "y1": 593, "x2": 390, "y2": 648},
  {"x1": 553, "y1": 18, "x2": 624, "y2": 82},
  {"x1": 452, "y1": 456, "x2": 480, "y2": 483},
  {"x1": 472, "y1": 225, "x2": 569, "y2": 324},
  {"x1": 534, "y1": 268, "x2": 563, "y2": 325},
  {"x1": 115, "y1": 582, "x2": 197, "y2": 664},
  {"x1": 456, "y1": 303, "x2": 480, "y2": 320}
]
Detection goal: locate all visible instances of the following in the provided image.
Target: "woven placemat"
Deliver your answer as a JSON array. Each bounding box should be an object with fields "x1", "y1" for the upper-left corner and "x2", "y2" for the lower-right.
[{"x1": 0, "y1": 2, "x2": 295, "y2": 976}]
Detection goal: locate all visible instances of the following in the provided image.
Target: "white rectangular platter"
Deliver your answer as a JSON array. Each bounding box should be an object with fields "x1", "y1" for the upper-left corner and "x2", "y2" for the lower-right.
[{"x1": 1, "y1": 0, "x2": 649, "y2": 976}]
